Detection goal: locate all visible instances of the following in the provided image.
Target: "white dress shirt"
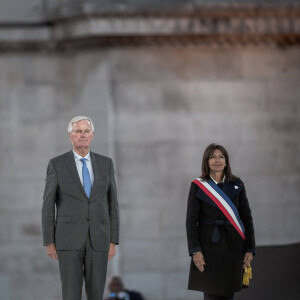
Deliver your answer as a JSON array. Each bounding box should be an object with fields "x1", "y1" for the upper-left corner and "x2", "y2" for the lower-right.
[
  {"x1": 73, "y1": 150, "x2": 94, "y2": 185},
  {"x1": 210, "y1": 175, "x2": 225, "y2": 184},
  {"x1": 118, "y1": 291, "x2": 130, "y2": 300}
]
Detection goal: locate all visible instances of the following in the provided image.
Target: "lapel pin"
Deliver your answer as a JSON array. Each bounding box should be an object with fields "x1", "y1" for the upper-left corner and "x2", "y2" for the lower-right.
[{"x1": 234, "y1": 186, "x2": 239, "y2": 189}]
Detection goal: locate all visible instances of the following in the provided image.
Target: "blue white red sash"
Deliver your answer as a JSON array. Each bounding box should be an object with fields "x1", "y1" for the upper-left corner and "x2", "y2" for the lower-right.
[{"x1": 193, "y1": 178, "x2": 246, "y2": 240}]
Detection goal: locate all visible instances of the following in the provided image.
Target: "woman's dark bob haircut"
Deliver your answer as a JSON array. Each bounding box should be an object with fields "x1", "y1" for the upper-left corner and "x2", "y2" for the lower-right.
[{"x1": 201, "y1": 143, "x2": 237, "y2": 182}]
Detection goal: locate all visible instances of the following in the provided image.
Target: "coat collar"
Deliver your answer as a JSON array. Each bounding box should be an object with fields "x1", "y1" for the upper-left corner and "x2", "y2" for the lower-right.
[{"x1": 220, "y1": 180, "x2": 243, "y2": 200}]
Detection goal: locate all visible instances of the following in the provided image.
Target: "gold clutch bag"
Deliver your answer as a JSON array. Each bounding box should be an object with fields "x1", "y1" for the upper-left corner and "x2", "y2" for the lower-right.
[{"x1": 242, "y1": 264, "x2": 252, "y2": 287}]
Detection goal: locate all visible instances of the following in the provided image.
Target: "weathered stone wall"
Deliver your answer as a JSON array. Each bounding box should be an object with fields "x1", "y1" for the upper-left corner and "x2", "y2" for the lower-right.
[
  {"x1": 0, "y1": 46, "x2": 299, "y2": 300},
  {"x1": 0, "y1": 52, "x2": 115, "y2": 300},
  {"x1": 111, "y1": 46, "x2": 300, "y2": 300}
]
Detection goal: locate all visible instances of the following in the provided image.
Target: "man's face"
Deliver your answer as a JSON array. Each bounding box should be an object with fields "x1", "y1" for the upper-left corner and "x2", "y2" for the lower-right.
[
  {"x1": 109, "y1": 278, "x2": 123, "y2": 294},
  {"x1": 69, "y1": 120, "x2": 94, "y2": 150}
]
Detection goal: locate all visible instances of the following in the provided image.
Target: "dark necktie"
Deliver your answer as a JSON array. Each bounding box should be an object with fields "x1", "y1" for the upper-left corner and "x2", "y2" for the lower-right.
[{"x1": 80, "y1": 158, "x2": 92, "y2": 197}]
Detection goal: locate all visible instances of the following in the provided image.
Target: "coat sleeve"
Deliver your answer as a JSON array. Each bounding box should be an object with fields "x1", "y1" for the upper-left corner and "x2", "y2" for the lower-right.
[
  {"x1": 238, "y1": 186, "x2": 256, "y2": 254},
  {"x1": 42, "y1": 160, "x2": 58, "y2": 246},
  {"x1": 108, "y1": 158, "x2": 119, "y2": 244},
  {"x1": 186, "y1": 182, "x2": 202, "y2": 256}
]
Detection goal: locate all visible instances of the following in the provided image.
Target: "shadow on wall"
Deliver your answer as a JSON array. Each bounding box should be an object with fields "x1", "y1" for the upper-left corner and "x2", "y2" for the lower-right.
[{"x1": 236, "y1": 243, "x2": 300, "y2": 300}]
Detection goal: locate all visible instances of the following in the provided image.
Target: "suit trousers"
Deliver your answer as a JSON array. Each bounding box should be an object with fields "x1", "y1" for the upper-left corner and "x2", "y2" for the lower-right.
[{"x1": 57, "y1": 229, "x2": 109, "y2": 300}]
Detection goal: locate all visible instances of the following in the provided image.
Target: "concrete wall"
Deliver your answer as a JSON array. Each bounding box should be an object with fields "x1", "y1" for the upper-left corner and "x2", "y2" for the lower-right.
[
  {"x1": 0, "y1": 52, "x2": 115, "y2": 300},
  {"x1": 111, "y1": 47, "x2": 300, "y2": 300},
  {"x1": 0, "y1": 0, "x2": 46, "y2": 23},
  {"x1": 0, "y1": 46, "x2": 299, "y2": 300}
]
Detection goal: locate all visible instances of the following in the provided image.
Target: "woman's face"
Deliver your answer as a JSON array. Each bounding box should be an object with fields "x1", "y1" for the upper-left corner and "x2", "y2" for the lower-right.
[{"x1": 208, "y1": 149, "x2": 226, "y2": 174}]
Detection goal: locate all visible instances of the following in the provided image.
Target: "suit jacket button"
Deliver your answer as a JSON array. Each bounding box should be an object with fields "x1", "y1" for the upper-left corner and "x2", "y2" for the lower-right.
[{"x1": 86, "y1": 218, "x2": 89, "y2": 221}]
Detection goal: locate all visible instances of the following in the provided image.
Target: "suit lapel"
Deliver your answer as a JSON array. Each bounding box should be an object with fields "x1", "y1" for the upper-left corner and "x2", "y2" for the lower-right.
[
  {"x1": 64, "y1": 150, "x2": 87, "y2": 199},
  {"x1": 90, "y1": 151, "x2": 100, "y2": 199}
]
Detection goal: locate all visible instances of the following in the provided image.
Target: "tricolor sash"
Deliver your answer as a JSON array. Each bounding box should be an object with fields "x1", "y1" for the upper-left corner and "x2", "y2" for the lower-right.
[{"x1": 193, "y1": 178, "x2": 246, "y2": 240}]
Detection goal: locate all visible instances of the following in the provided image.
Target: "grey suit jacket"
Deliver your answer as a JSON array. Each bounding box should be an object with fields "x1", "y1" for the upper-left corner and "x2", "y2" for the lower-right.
[{"x1": 42, "y1": 150, "x2": 119, "y2": 251}]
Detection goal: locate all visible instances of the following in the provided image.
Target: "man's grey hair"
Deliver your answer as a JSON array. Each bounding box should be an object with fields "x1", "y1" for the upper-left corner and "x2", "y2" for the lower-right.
[{"x1": 68, "y1": 116, "x2": 95, "y2": 133}]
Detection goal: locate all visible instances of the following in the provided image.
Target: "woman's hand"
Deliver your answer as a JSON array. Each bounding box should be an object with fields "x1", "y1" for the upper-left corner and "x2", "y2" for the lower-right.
[
  {"x1": 243, "y1": 252, "x2": 253, "y2": 268},
  {"x1": 193, "y1": 252, "x2": 206, "y2": 272}
]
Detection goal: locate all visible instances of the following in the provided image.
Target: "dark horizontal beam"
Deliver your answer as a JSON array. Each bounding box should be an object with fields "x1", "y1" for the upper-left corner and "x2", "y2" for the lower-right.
[{"x1": 0, "y1": 33, "x2": 299, "y2": 53}]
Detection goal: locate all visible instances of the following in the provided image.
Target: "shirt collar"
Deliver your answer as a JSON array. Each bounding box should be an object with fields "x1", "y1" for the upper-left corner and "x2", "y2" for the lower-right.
[
  {"x1": 210, "y1": 174, "x2": 225, "y2": 184},
  {"x1": 73, "y1": 150, "x2": 91, "y2": 161}
]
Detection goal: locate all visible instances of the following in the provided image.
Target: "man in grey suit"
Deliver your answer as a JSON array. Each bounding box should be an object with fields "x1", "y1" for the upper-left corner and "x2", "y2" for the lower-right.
[{"x1": 42, "y1": 116, "x2": 119, "y2": 300}]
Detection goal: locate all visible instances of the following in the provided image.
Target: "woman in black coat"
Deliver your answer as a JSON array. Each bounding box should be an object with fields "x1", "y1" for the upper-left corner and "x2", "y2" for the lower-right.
[{"x1": 186, "y1": 143, "x2": 255, "y2": 300}]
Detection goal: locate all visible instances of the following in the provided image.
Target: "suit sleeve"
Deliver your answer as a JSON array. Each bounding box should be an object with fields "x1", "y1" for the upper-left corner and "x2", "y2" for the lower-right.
[
  {"x1": 186, "y1": 182, "x2": 202, "y2": 256},
  {"x1": 239, "y1": 186, "x2": 256, "y2": 253},
  {"x1": 42, "y1": 160, "x2": 58, "y2": 246},
  {"x1": 108, "y1": 159, "x2": 119, "y2": 244}
]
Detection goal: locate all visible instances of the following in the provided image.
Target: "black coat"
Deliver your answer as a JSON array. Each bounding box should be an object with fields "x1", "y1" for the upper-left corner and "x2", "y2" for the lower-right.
[
  {"x1": 126, "y1": 290, "x2": 144, "y2": 300},
  {"x1": 186, "y1": 178, "x2": 255, "y2": 296}
]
